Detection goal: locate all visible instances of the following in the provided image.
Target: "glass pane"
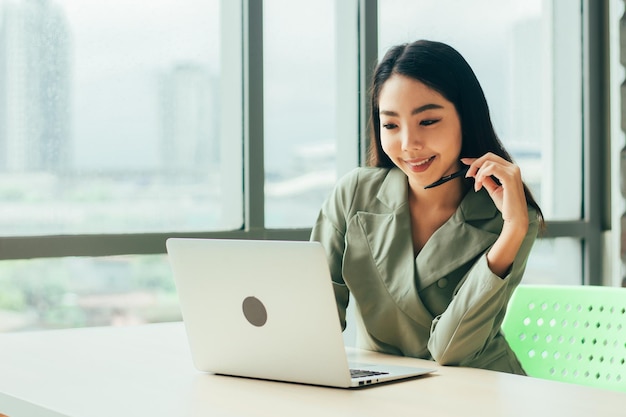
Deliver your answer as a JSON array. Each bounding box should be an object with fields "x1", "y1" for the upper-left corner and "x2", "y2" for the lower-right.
[
  {"x1": 263, "y1": 0, "x2": 338, "y2": 228},
  {"x1": 0, "y1": 255, "x2": 180, "y2": 332},
  {"x1": 378, "y1": 0, "x2": 583, "y2": 221},
  {"x1": 524, "y1": 238, "x2": 582, "y2": 285},
  {"x1": 0, "y1": 0, "x2": 242, "y2": 235}
]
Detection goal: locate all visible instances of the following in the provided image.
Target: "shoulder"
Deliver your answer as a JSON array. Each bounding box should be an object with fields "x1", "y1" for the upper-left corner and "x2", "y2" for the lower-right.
[
  {"x1": 334, "y1": 166, "x2": 391, "y2": 192},
  {"x1": 323, "y1": 166, "x2": 395, "y2": 217},
  {"x1": 329, "y1": 166, "x2": 392, "y2": 199}
]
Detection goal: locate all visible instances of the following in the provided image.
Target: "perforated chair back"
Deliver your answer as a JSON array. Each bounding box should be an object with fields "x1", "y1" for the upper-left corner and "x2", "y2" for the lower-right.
[{"x1": 501, "y1": 285, "x2": 626, "y2": 392}]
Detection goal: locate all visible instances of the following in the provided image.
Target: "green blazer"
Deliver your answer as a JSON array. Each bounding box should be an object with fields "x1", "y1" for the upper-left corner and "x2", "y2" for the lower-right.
[{"x1": 310, "y1": 167, "x2": 539, "y2": 374}]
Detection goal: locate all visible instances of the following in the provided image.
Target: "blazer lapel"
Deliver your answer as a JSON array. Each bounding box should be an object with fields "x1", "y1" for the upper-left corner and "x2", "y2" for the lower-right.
[
  {"x1": 415, "y1": 189, "x2": 500, "y2": 290},
  {"x1": 346, "y1": 169, "x2": 435, "y2": 326},
  {"x1": 344, "y1": 169, "x2": 502, "y2": 326}
]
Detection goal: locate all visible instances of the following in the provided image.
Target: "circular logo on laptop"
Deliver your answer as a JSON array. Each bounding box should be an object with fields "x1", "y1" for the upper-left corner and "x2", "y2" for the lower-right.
[{"x1": 242, "y1": 296, "x2": 267, "y2": 327}]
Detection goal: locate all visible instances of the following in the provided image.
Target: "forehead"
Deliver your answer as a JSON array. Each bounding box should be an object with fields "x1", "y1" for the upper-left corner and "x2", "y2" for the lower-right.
[{"x1": 378, "y1": 74, "x2": 450, "y2": 110}]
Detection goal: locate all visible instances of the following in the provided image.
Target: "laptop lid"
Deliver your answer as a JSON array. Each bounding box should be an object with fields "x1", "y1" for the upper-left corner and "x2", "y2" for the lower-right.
[{"x1": 166, "y1": 238, "x2": 434, "y2": 388}]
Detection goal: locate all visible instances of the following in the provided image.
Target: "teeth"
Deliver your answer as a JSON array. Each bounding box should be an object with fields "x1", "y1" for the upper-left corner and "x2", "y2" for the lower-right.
[{"x1": 407, "y1": 156, "x2": 433, "y2": 166}]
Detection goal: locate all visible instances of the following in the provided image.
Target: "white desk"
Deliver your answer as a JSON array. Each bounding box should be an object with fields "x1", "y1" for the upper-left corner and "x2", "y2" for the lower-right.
[{"x1": 0, "y1": 322, "x2": 623, "y2": 417}]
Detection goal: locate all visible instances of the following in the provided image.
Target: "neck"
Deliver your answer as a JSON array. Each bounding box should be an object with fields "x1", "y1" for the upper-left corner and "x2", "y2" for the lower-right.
[{"x1": 408, "y1": 176, "x2": 468, "y2": 209}]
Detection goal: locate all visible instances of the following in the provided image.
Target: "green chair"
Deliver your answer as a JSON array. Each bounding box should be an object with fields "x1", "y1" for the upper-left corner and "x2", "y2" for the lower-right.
[{"x1": 501, "y1": 284, "x2": 626, "y2": 392}]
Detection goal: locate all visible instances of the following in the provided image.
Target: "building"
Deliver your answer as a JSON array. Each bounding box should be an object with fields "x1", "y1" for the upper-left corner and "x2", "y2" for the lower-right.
[{"x1": 0, "y1": 0, "x2": 71, "y2": 173}]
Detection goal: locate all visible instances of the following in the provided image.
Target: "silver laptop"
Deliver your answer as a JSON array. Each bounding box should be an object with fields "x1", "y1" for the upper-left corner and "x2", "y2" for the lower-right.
[{"x1": 166, "y1": 238, "x2": 435, "y2": 388}]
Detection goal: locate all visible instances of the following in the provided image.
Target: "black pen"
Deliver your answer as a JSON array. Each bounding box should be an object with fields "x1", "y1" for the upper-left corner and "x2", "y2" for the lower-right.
[{"x1": 424, "y1": 166, "x2": 469, "y2": 189}]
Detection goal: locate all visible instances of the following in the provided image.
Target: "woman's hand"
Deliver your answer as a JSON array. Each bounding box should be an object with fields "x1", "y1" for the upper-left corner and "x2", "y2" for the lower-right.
[
  {"x1": 461, "y1": 153, "x2": 529, "y2": 227},
  {"x1": 461, "y1": 153, "x2": 529, "y2": 277}
]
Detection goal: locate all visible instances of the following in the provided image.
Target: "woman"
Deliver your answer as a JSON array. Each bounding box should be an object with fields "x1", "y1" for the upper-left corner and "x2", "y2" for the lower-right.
[{"x1": 310, "y1": 40, "x2": 544, "y2": 374}]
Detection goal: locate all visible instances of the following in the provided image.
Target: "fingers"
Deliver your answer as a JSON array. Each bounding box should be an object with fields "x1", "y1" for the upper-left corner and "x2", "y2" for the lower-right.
[
  {"x1": 461, "y1": 154, "x2": 530, "y2": 261},
  {"x1": 478, "y1": 173, "x2": 501, "y2": 195},
  {"x1": 460, "y1": 153, "x2": 528, "y2": 226},
  {"x1": 460, "y1": 153, "x2": 519, "y2": 192}
]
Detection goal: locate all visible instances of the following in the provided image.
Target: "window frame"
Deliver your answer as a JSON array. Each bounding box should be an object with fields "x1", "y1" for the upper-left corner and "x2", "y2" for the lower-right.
[
  {"x1": 0, "y1": 0, "x2": 612, "y2": 287},
  {"x1": 544, "y1": 0, "x2": 610, "y2": 285}
]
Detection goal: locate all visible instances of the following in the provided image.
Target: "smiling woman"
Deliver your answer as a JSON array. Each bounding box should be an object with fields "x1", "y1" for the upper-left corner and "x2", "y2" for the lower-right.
[
  {"x1": 311, "y1": 39, "x2": 543, "y2": 374},
  {"x1": 377, "y1": 0, "x2": 592, "y2": 287}
]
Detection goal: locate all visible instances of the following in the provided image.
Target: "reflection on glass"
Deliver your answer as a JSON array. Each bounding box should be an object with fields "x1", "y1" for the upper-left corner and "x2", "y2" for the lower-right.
[
  {"x1": 263, "y1": 0, "x2": 337, "y2": 228},
  {"x1": 0, "y1": 0, "x2": 240, "y2": 235},
  {"x1": 378, "y1": 0, "x2": 583, "y2": 221}
]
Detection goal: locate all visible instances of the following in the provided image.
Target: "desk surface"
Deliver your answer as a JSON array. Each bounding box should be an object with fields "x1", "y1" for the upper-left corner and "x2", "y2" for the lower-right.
[{"x1": 0, "y1": 322, "x2": 623, "y2": 417}]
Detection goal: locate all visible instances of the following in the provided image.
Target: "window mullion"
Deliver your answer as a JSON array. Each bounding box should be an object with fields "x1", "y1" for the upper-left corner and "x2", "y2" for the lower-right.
[
  {"x1": 358, "y1": 0, "x2": 378, "y2": 165},
  {"x1": 582, "y1": 0, "x2": 610, "y2": 285},
  {"x1": 243, "y1": 0, "x2": 265, "y2": 231}
]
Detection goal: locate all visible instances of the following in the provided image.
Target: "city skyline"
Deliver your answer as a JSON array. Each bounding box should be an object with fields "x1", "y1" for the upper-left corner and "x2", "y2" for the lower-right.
[{"x1": 0, "y1": 0, "x2": 221, "y2": 174}]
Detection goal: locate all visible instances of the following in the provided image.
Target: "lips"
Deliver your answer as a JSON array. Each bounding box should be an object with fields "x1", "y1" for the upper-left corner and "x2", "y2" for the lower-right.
[{"x1": 404, "y1": 156, "x2": 435, "y2": 172}]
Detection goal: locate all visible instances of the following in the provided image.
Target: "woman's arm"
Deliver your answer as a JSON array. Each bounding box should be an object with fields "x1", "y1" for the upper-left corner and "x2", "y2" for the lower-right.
[
  {"x1": 462, "y1": 154, "x2": 529, "y2": 277},
  {"x1": 428, "y1": 152, "x2": 538, "y2": 365},
  {"x1": 427, "y1": 216, "x2": 538, "y2": 365},
  {"x1": 309, "y1": 169, "x2": 361, "y2": 330},
  {"x1": 310, "y1": 211, "x2": 350, "y2": 330}
]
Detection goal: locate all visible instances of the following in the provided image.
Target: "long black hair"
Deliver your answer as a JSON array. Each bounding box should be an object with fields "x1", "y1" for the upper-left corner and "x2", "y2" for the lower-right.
[{"x1": 368, "y1": 40, "x2": 544, "y2": 226}]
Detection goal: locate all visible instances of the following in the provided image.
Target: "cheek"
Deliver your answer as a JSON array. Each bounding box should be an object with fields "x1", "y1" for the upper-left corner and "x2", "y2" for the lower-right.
[
  {"x1": 380, "y1": 133, "x2": 397, "y2": 155},
  {"x1": 437, "y1": 125, "x2": 462, "y2": 156},
  {"x1": 452, "y1": 131, "x2": 463, "y2": 155}
]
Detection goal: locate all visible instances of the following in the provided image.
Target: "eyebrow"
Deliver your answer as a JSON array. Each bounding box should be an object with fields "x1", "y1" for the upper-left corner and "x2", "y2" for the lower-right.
[{"x1": 379, "y1": 103, "x2": 444, "y2": 117}]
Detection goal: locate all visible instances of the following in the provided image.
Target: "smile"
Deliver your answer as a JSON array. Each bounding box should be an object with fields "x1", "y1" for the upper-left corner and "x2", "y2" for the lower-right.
[
  {"x1": 403, "y1": 156, "x2": 435, "y2": 173},
  {"x1": 404, "y1": 156, "x2": 435, "y2": 167}
]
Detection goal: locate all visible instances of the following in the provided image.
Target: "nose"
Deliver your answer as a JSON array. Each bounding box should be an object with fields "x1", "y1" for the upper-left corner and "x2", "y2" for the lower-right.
[{"x1": 401, "y1": 127, "x2": 423, "y2": 151}]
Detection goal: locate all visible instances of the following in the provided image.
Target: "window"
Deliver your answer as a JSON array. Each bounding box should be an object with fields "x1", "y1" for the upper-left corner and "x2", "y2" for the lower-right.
[
  {"x1": 263, "y1": 0, "x2": 339, "y2": 228},
  {"x1": 0, "y1": 0, "x2": 239, "y2": 331},
  {"x1": 0, "y1": 0, "x2": 613, "y2": 332},
  {"x1": 0, "y1": 0, "x2": 239, "y2": 236}
]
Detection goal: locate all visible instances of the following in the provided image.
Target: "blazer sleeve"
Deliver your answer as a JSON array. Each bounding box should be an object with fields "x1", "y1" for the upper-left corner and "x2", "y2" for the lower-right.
[
  {"x1": 427, "y1": 213, "x2": 539, "y2": 366},
  {"x1": 309, "y1": 169, "x2": 360, "y2": 331}
]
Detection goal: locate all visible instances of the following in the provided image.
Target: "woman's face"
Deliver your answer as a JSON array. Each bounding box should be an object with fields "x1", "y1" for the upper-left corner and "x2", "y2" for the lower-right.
[{"x1": 378, "y1": 74, "x2": 462, "y2": 190}]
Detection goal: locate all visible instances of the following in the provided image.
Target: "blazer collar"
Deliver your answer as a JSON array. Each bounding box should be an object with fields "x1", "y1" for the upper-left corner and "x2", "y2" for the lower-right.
[
  {"x1": 376, "y1": 168, "x2": 409, "y2": 210},
  {"x1": 415, "y1": 193, "x2": 500, "y2": 290},
  {"x1": 357, "y1": 168, "x2": 501, "y2": 322},
  {"x1": 413, "y1": 175, "x2": 501, "y2": 286},
  {"x1": 376, "y1": 167, "x2": 498, "y2": 221}
]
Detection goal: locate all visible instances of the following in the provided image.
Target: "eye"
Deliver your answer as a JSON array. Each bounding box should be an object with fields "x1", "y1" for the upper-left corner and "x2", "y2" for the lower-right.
[
  {"x1": 420, "y1": 119, "x2": 440, "y2": 126},
  {"x1": 381, "y1": 123, "x2": 398, "y2": 130}
]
